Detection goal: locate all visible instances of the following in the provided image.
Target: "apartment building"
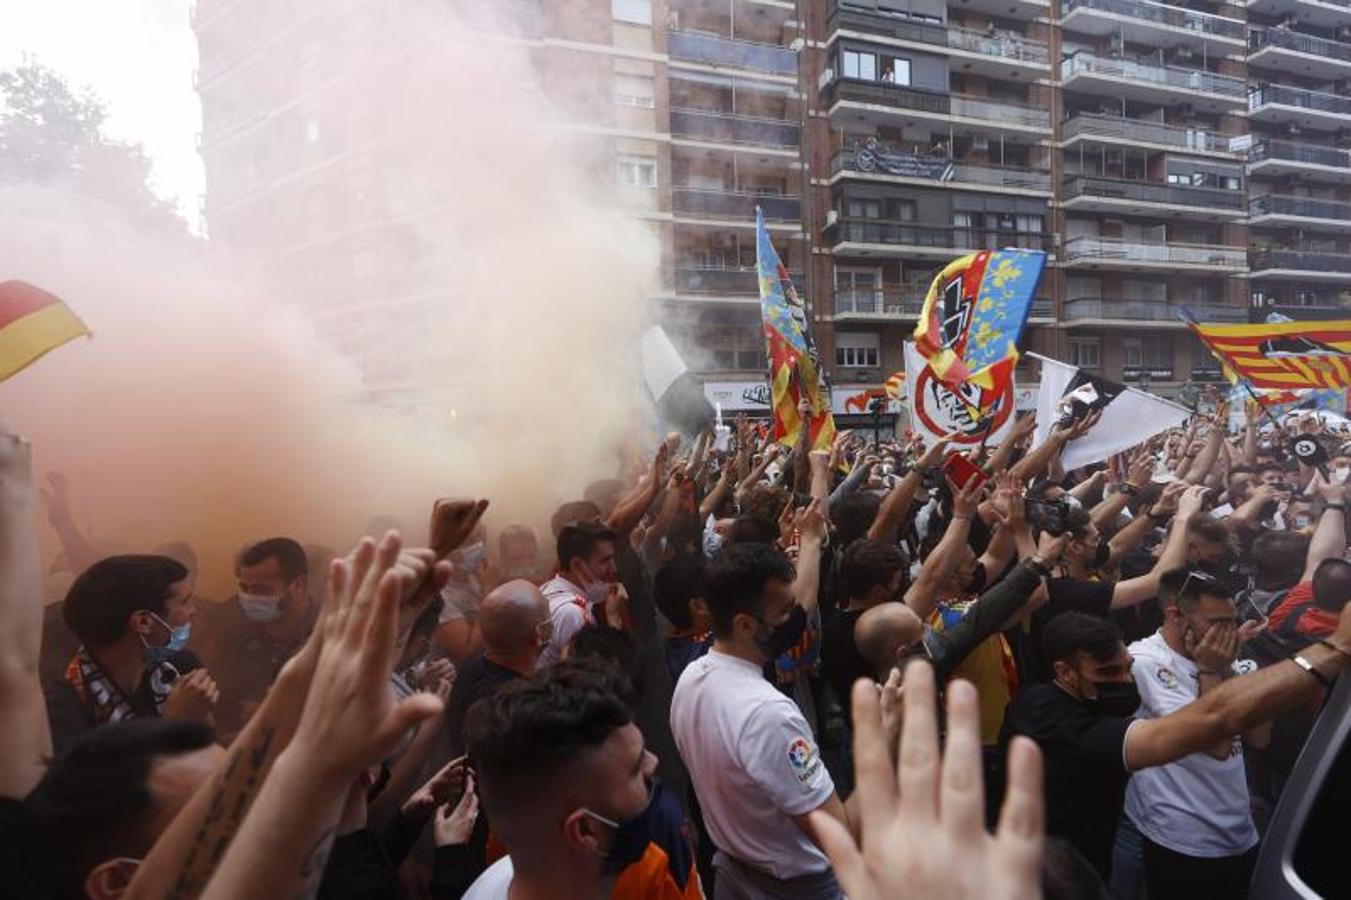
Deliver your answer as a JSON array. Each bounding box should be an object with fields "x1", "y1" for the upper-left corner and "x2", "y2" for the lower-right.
[{"x1": 192, "y1": 0, "x2": 1351, "y2": 409}]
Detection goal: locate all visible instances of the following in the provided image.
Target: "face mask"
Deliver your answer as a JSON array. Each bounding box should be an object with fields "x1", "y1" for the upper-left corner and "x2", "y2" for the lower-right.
[
  {"x1": 752, "y1": 605, "x2": 806, "y2": 659},
  {"x1": 582, "y1": 781, "x2": 659, "y2": 875},
  {"x1": 239, "y1": 591, "x2": 284, "y2": 623},
  {"x1": 585, "y1": 581, "x2": 612, "y2": 610},
  {"x1": 451, "y1": 541, "x2": 487, "y2": 572},
  {"x1": 1088, "y1": 679, "x2": 1140, "y2": 717},
  {"x1": 1092, "y1": 538, "x2": 1111, "y2": 570},
  {"x1": 153, "y1": 613, "x2": 191, "y2": 652}
]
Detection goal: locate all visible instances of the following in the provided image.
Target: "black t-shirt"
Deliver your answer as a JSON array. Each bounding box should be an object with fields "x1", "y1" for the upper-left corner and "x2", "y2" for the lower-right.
[
  {"x1": 445, "y1": 653, "x2": 521, "y2": 757},
  {"x1": 1021, "y1": 578, "x2": 1116, "y2": 682},
  {"x1": 1002, "y1": 683, "x2": 1133, "y2": 880},
  {"x1": 0, "y1": 798, "x2": 40, "y2": 900},
  {"x1": 821, "y1": 608, "x2": 870, "y2": 724},
  {"x1": 317, "y1": 829, "x2": 401, "y2": 900}
]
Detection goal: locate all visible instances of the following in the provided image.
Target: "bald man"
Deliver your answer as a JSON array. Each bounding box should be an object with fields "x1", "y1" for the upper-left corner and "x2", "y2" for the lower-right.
[{"x1": 445, "y1": 579, "x2": 553, "y2": 756}]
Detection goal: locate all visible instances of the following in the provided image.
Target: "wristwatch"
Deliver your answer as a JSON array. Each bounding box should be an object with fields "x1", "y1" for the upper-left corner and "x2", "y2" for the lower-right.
[{"x1": 1119, "y1": 483, "x2": 1140, "y2": 497}]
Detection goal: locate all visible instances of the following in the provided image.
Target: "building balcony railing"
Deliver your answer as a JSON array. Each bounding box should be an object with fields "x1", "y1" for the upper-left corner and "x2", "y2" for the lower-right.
[
  {"x1": 669, "y1": 107, "x2": 801, "y2": 149},
  {"x1": 1064, "y1": 297, "x2": 1246, "y2": 323},
  {"x1": 1062, "y1": 0, "x2": 1246, "y2": 41},
  {"x1": 826, "y1": 219, "x2": 1054, "y2": 252},
  {"x1": 672, "y1": 189, "x2": 801, "y2": 221},
  {"x1": 826, "y1": 2, "x2": 948, "y2": 46},
  {"x1": 946, "y1": 27, "x2": 1050, "y2": 64},
  {"x1": 668, "y1": 30, "x2": 797, "y2": 76},
  {"x1": 1062, "y1": 236, "x2": 1247, "y2": 267},
  {"x1": 1250, "y1": 28, "x2": 1351, "y2": 64},
  {"x1": 1061, "y1": 54, "x2": 1247, "y2": 98},
  {"x1": 822, "y1": 78, "x2": 1051, "y2": 129},
  {"x1": 1249, "y1": 84, "x2": 1351, "y2": 116},
  {"x1": 1249, "y1": 138, "x2": 1351, "y2": 170},
  {"x1": 833, "y1": 288, "x2": 925, "y2": 317},
  {"x1": 830, "y1": 147, "x2": 1052, "y2": 191},
  {"x1": 1250, "y1": 194, "x2": 1351, "y2": 222},
  {"x1": 674, "y1": 265, "x2": 802, "y2": 295},
  {"x1": 1062, "y1": 175, "x2": 1245, "y2": 210},
  {"x1": 1251, "y1": 249, "x2": 1351, "y2": 272},
  {"x1": 1062, "y1": 114, "x2": 1230, "y2": 153}
]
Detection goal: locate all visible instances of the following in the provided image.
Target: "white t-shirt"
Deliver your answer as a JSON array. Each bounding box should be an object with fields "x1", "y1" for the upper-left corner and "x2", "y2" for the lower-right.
[
  {"x1": 537, "y1": 574, "x2": 594, "y2": 669},
  {"x1": 1124, "y1": 631, "x2": 1259, "y2": 858},
  {"x1": 462, "y1": 855, "x2": 513, "y2": 900},
  {"x1": 670, "y1": 649, "x2": 835, "y2": 879}
]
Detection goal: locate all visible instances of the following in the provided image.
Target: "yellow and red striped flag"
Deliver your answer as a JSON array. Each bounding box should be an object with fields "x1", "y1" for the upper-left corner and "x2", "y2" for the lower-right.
[
  {"x1": 0, "y1": 280, "x2": 90, "y2": 383},
  {"x1": 1184, "y1": 316, "x2": 1351, "y2": 390}
]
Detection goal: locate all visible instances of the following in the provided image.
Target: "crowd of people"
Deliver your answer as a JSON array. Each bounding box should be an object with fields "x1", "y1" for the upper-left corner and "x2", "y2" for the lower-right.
[{"x1": 0, "y1": 396, "x2": 1348, "y2": 900}]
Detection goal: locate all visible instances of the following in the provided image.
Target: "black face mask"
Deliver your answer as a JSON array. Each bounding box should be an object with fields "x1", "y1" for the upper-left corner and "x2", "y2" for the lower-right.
[
  {"x1": 753, "y1": 605, "x2": 807, "y2": 659},
  {"x1": 1089, "y1": 680, "x2": 1140, "y2": 717}
]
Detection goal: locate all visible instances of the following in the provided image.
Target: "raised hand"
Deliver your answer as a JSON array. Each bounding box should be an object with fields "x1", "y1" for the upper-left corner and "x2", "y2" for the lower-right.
[
  {"x1": 1032, "y1": 529, "x2": 1070, "y2": 568},
  {"x1": 162, "y1": 669, "x2": 220, "y2": 723},
  {"x1": 989, "y1": 473, "x2": 1026, "y2": 528},
  {"x1": 416, "y1": 657, "x2": 456, "y2": 693},
  {"x1": 808, "y1": 665, "x2": 1043, "y2": 900},
  {"x1": 918, "y1": 436, "x2": 951, "y2": 469},
  {"x1": 1176, "y1": 483, "x2": 1210, "y2": 520},
  {"x1": 1149, "y1": 481, "x2": 1188, "y2": 517},
  {"x1": 795, "y1": 498, "x2": 830, "y2": 544},
  {"x1": 1062, "y1": 409, "x2": 1103, "y2": 441},
  {"x1": 429, "y1": 498, "x2": 490, "y2": 559},
  {"x1": 434, "y1": 774, "x2": 480, "y2": 848},
  {"x1": 1126, "y1": 453, "x2": 1155, "y2": 490},
  {"x1": 403, "y1": 755, "x2": 469, "y2": 818},
  {"x1": 950, "y1": 474, "x2": 983, "y2": 520},
  {"x1": 1188, "y1": 620, "x2": 1239, "y2": 674}
]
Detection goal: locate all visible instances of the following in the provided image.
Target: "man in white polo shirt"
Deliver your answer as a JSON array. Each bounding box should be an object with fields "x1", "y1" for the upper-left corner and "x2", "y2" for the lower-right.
[
  {"x1": 537, "y1": 522, "x2": 619, "y2": 668},
  {"x1": 1123, "y1": 568, "x2": 1266, "y2": 900},
  {"x1": 670, "y1": 517, "x2": 851, "y2": 900}
]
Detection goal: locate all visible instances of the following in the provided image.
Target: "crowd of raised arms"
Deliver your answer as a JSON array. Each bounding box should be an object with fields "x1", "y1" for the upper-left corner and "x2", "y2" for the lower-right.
[{"x1": 1, "y1": 400, "x2": 1349, "y2": 900}]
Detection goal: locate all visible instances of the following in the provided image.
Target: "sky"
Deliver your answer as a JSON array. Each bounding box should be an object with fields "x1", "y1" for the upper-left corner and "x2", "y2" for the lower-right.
[{"x1": 0, "y1": 0, "x2": 204, "y2": 227}]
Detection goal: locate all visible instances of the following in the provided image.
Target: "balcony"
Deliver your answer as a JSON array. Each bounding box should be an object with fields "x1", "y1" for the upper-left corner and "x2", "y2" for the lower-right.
[
  {"x1": 1249, "y1": 29, "x2": 1351, "y2": 79},
  {"x1": 669, "y1": 107, "x2": 801, "y2": 150},
  {"x1": 1063, "y1": 297, "x2": 1247, "y2": 326},
  {"x1": 1061, "y1": 175, "x2": 1246, "y2": 219},
  {"x1": 830, "y1": 146, "x2": 1052, "y2": 193},
  {"x1": 833, "y1": 288, "x2": 1054, "y2": 320},
  {"x1": 1061, "y1": 114, "x2": 1234, "y2": 156},
  {"x1": 1060, "y1": 54, "x2": 1248, "y2": 110},
  {"x1": 668, "y1": 31, "x2": 797, "y2": 77},
  {"x1": 826, "y1": 2, "x2": 947, "y2": 47},
  {"x1": 1060, "y1": 0, "x2": 1246, "y2": 50},
  {"x1": 674, "y1": 265, "x2": 803, "y2": 298},
  {"x1": 947, "y1": 27, "x2": 1050, "y2": 66},
  {"x1": 1061, "y1": 236, "x2": 1247, "y2": 271},
  {"x1": 1250, "y1": 249, "x2": 1351, "y2": 282},
  {"x1": 1249, "y1": 194, "x2": 1351, "y2": 229},
  {"x1": 1249, "y1": 84, "x2": 1351, "y2": 129},
  {"x1": 1245, "y1": 0, "x2": 1351, "y2": 31},
  {"x1": 825, "y1": 219, "x2": 1053, "y2": 259},
  {"x1": 671, "y1": 188, "x2": 801, "y2": 222},
  {"x1": 822, "y1": 78, "x2": 1051, "y2": 134},
  {"x1": 1247, "y1": 138, "x2": 1351, "y2": 183}
]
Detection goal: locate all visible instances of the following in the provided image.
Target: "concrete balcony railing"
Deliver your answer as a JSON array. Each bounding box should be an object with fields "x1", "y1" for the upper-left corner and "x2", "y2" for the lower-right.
[
  {"x1": 1062, "y1": 175, "x2": 1245, "y2": 210},
  {"x1": 1250, "y1": 195, "x2": 1351, "y2": 223},
  {"x1": 1062, "y1": 0, "x2": 1246, "y2": 41},
  {"x1": 1062, "y1": 114, "x2": 1230, "y2": 153},
  {"x1": 1251, "y1": 249, "x2": 1351, "y2": 272},
  {"x1": 674, "y1": 265, "x2": 803, "y2": 296},
  {"x1": 671, "y1": 188, "x2": 801, "y2": 221},
  {"x1": 1064, "y1": 298, "x2": 1247, "y2": 323},
  {"x1": 826, "y1": 219, "x2": 1054, "y2": 252},
  {"x1": 822, "y1": 78, "x2": 1051, "y2": 129},
  {"x1": 835, "y1": 288, "x2": 1054, "y2": 318},
  {"x1": 667, "y1": 30, "x2": 798, "y2": 76},
  {"x1": 669, "y1": 107, "x2": 801, "y2": 149},
  {"x1": 1061, "y1": 54, "x2": 1247, "y2": 98},
  {"x1": 1250, "y1": 84, "x2": 1351, "y2": 116},
  {"x1": 831, "y1": 147, "x2": 1052, "y2": 191},
  {"x1": 1249, "y1": 138, "x2": 1351, "y2": 170},
  {"x1": 1062, "y1": 236, "x2": 1247, "y2": 267},
  {"x1": 1250, "y1": 28, "x2": 1351, "y2": 64}
]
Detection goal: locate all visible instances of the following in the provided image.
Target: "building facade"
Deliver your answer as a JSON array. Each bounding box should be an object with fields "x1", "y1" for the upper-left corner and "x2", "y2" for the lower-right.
[{"x1": 191, "y1": 0, "x2": 1351, "y2": 407}]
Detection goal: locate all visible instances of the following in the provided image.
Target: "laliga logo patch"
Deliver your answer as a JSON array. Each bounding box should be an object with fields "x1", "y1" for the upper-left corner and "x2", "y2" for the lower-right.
[
  {"x1": 1155, "y1": 666, "x2": 1179, "y2": 690},
  {"x1": 787, "y1": 737, "x2": 821, "y2": 783}
]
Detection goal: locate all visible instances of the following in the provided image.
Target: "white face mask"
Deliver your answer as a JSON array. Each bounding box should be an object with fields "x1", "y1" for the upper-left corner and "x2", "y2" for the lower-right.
[
  {"x1": 450, "y1": 541, "x2": 487, "y2": 572},
  {"x1": 238, "y1": 590, "x2": 284, "y2": 623}
]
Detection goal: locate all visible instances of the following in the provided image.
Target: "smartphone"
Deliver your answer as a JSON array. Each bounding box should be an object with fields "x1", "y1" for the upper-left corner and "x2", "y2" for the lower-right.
[{"x1": 943, "y1": 452, "x2": 988, "y2": 491}]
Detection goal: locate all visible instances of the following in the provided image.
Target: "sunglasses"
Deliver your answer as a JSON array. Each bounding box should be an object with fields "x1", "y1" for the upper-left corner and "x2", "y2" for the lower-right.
[{"x1": 1178, "y1": 570, "x2": 1218, "y2": 598}]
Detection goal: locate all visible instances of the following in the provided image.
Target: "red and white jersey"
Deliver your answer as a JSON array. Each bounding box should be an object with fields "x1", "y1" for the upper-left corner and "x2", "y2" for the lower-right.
[{"x1": 537, "y1": 574, "x2": 594, "y2": 669}]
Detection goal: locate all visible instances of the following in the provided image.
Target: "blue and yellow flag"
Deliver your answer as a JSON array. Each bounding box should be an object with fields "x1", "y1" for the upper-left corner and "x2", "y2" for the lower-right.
[{"x1": 757, "y1": 208, "x2": 835, "y2": 449}]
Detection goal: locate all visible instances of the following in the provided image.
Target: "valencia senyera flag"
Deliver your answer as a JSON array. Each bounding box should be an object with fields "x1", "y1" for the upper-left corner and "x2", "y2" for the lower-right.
[{"x1": 0, "y1": 280, "x2": 89, "y2": 383}]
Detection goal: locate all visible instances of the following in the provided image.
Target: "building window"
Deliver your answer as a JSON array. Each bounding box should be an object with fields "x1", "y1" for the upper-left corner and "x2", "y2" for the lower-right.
[
  {"x1": 835, "y1": 332, "x2": 880, "y2": 368},
  {"x1": 846, "y1": 198, "x2": 882, "y2": 219},
  {"x1": 611, "y1": 0, "x2": 652, "y2": 25},
  {"x1": 883, "y1": 59, "x2": 911, "y2": 85},
  {"x1": 1068, "y1": 336, "x2": 1100, "y2": 370},
  {"x1": 612, "y1": 74, "x2": 655, "y2": 108},
  {"x1": 842, "y1": 49, "x2": 878, "y2": 81},
  {"x1": 617, "y1": 154, "x2": 657, "y2": 188}
]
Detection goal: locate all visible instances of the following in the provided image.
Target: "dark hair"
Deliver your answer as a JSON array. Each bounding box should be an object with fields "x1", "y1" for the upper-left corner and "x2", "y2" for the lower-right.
[
  {"x1": 568, "y1": 625, "x2": 644, "y2": 704},
  {"x1": 465, "y1": 660, "x2": 633, "y2": 817},
  {"x1": 726, "y1": 513, "x2": 779, "y2": 545},
  {"x1": 739, "y1": 484, "x2": 788, "y2": 529},
  {"x1": 63, "y1": 555, "x2": 189, "y2": 648},
  {"x1": 555, "y1": 522, "x2": 618, "y2": 571},
  {"x1": 1252, "y1": 531, "x2": 1310, "y2": 589},
  {"x1": 704, "y1": 542, "x2": 795, "y2": 637},
  {"x1": 654, "y1": 553, "x2": 707, "y2": 631},
  {"x1": 237, "y1": 537, "x2": 308, "y2": 582},
  {"x1": 1042, "y1": 837, "x2": 1110, "y2": 900},
  {"x1": 1041, "y1": 612, "x2": 1123, "y2": 666},
  {"x1": 550, "y1": 500, "x2": 602, "y2": 538},
  {"x1": 1312, "y1": 558, "x2": 1351, "y2": 613},
  {"x1": 834, "y1": 492, "x2": 882, "y2": 549},
  {"x1": 839, "y1": 539, "x2": 907, "y2": 600},
  {"x1": 19, "y1": 719, "x2": 216, "y2": 900},
  {"x1": 1065, "y1": 507, "x2": 1094, "y2": 540},
  {"x1": 1158, "y1": 567, "x2": 1232, "y2": 613},
  {"x1": 1187, "y1": 515, "x2": 1229, "y2": 545}
]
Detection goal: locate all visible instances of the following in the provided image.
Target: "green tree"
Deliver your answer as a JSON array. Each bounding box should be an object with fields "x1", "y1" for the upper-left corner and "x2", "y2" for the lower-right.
[{"x1": 0, "y1": 60, "x2": 185, "y2": 230}]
